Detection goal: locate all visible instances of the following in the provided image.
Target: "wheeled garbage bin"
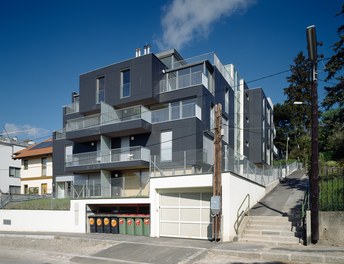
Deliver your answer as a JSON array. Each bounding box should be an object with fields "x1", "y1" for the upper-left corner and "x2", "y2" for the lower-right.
[
  {"x1": 89, "y1": 217, "x2": 96, "y2": 233},
  {"x1": 134, "y1": 218, "x2": 143, "y2": 236},
  {"x1": 119, "y1": 217, "x2": 126, "y2": 235},
  {"x1": 111, "y1": 217, "x2": 119, "y2": 234},
  {"x1": 103, "y1": 217, "x2": 111, "y2": 233},
  {"x1": 126, "y1": 218, "x2": 134, "y2": 235},
  {"x1": 96, "y1": 217, "x2": 104, "y2": 233},
  {"x1": 143, "y1": 218, "x2": 150, "y2": 237}
]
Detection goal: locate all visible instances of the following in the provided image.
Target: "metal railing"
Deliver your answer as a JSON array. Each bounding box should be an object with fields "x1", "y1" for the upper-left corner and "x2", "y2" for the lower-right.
[
  {"x1": 66, "y1": 146, "x2": 150, "y2": 167},
  {"x1": 235, "y1": 194, "x2": 250, "y2": 235}
]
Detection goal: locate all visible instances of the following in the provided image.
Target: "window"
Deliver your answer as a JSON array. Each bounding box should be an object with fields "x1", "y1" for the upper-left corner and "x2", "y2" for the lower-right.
[
  {"x1": 23, "y1": 160, "x2": 28, "y2": 170},
  {"x1": 161, "y1": 131, "x2": 172, "y2": 161},
  {"x1": 65, "y1": 145, "x2": 73, "y2": 165},
  {"x1": 121, "y1": 69, "x2": 131, "y2": 98},
  {"x1": 96, "y1": 76, "x2": 105, "y2": 103},
  {"x1": 41, "y1": 157, "x2": 47, "y2": 176},
  {"x1": 9, "y1": 167, "x2": 20, "y2": 178},
  {"x1": 210, "y1": 104, "x2": 215, "y2": 130},
  {"x1": 225, "y1": 87, "x2": 229, "y2": 114},
  {"x1": 9, "y1": 186, "x2": 20, "y2": 194}
]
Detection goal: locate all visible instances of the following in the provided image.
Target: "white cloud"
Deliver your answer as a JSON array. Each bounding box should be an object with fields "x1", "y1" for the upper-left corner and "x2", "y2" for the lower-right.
[
  {"x1": 157, "y1": 0, "x2": 254, "y2": 51},
  {"x1": 1, "y1": 123, "x2": 51, "y2": 141}
]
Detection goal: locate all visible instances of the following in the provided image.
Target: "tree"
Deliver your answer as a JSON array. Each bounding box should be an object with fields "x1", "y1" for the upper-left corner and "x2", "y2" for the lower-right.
[
  {"x1": 322, "y1": 3, "x2": 344, "y2": 162},
  {"x1": 281, "y1": 52, "x2": 312, "y2": 164}
]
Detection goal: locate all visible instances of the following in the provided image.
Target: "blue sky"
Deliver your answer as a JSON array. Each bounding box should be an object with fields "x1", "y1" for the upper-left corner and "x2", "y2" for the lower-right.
[{"x1": 0, "y1": 0, "x2": 341, "y2": 142}]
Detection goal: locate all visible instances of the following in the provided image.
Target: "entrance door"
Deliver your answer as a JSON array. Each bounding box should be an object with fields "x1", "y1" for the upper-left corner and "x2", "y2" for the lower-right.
[
  {"x1": 24, "y1": 184, "x2": 28, "y2": 194},
  {"x1": 41, "y1": 183, "x2": 47, "y2": 195}
]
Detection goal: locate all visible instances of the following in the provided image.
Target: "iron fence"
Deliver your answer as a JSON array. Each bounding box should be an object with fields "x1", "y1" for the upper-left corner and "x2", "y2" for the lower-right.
[{"x1": 319, "y1": 166, "x2": 344, "y2": 211}]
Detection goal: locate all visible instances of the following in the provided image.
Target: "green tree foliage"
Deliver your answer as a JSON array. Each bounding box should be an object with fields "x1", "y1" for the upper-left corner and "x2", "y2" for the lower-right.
[
  {"x1": 322, "y1": 3, "x2": 344, "y2": 162},
  {"x1": 277, "y1": 52, "x2": 312, "y2": 164}
]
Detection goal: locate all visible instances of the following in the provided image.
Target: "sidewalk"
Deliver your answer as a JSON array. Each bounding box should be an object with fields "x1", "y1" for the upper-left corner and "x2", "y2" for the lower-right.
[{"x1": 1, "y1": 231, "x2": 343, "y2": 263}]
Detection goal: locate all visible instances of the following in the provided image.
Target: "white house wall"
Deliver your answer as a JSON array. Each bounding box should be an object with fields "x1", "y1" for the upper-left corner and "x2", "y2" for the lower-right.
[{"x1": 0, "y1": 144, "x2": 24, "y2": 193}]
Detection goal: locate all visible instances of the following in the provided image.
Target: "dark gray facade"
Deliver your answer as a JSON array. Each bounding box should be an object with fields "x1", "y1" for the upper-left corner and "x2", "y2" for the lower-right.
[
  {"x1": 53, "y1": 49, "x2": 236, "y2": 198},
  {"x1": 244, "y1": 88, "x2": 274, "y2": 166}
]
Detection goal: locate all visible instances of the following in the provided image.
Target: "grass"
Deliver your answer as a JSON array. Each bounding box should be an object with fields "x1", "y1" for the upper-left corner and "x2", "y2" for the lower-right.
[{"x1": 4, "y1": 198, "x2": 71, "y2": 210}]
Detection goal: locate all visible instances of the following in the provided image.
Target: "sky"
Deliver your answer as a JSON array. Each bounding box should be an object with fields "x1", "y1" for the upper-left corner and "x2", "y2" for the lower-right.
[{"x1": 0, "y1": 0, "x2": 342, "y2": 142}]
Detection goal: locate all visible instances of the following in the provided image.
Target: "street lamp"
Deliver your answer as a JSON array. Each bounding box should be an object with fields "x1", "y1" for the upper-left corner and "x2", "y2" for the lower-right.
[{"x1": 306, "y1": 25, "x2": 319, "y2": 244}]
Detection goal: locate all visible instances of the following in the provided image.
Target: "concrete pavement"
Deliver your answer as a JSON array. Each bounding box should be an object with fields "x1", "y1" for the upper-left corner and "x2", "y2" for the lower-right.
[{"x1": 1, "y1": 231, "x2": 344, "y2": 263}]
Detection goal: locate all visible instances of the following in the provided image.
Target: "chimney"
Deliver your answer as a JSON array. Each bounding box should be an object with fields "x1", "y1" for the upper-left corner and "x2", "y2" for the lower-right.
[
  {"x1": 135, "y1": 48, "x2": 141, "y2": 57},
  {"x1": 143, "y1": 44, "x2": 147, "y2": 55},
  {"x1": 146, "y1": 44, "x2": 150, "y2": 54}
]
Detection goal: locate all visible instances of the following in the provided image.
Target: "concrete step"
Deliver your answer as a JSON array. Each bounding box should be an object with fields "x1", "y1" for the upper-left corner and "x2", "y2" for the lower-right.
[
  {"x1": 239, "y1": 234, "x2": 301, "y2": 245},
  {"x1": 244, "y1": 229, "x2": 302, "y2": 237}
]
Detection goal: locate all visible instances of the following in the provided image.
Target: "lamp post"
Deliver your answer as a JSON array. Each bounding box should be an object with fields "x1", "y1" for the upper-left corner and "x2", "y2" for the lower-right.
[
  {"x1": 286, "y1": 136, "x2": 290, "y2": 174},
  {"x1": 306, "y1": 25, "x2": 319, "y2": 244}
]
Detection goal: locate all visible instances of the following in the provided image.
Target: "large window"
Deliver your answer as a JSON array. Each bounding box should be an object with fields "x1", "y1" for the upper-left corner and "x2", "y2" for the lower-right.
[
  {"x1": 23, "y1": 160, "x2": 28, "y2": 170},
  {"x1": 96, "y1": 76, "x2": 105, "y2": 103},
  {"x1": 9, "y1": 167, "x2": 20, "y2": 178},
  {"x1": 41, "y1": 157, "x2": 47, "y2": 176},
  {"x1": 121, "y1": 69, "x2": 131, "y2": 98},
  {"x1": 161, "y1": 131, "x2": 172, "y2": 161}
]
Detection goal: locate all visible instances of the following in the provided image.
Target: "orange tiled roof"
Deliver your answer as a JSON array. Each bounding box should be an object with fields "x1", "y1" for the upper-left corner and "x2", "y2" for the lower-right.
[{"x1": 13, "y1": 138, "x2": 53, "y2": 159}]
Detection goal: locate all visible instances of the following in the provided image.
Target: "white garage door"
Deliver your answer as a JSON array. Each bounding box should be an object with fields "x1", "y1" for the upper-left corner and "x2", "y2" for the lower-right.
[{"x1": 159, "y1": 192, "x2": 212, "y2": 239}]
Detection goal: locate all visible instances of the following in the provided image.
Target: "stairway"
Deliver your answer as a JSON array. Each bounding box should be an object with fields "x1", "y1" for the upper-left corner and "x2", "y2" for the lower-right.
[{"x1": 238, "y1": 215, "x2": 303, "y2": 245}]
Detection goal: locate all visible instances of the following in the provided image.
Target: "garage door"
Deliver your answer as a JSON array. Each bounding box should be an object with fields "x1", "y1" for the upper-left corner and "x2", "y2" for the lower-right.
[{"x1": 159, "y1": 192, "x2": 212, "y2": 239}]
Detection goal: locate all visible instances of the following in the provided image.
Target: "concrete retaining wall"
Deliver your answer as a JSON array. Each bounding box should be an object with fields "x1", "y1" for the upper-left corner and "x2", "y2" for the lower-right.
[{"x1": 320, "y1": 211, "x2": 344, "y2": 246}]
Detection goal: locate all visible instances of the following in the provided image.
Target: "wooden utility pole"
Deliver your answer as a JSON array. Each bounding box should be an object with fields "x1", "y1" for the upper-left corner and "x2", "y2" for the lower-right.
[{"x1": 213, "y1": 103, "x2": 222, "y2": 241}]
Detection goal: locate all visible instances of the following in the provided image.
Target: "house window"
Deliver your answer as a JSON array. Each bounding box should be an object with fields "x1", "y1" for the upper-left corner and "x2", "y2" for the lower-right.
[
  {"x1": 23, "y1": 160, "x2": 28, "y2": 170},
  {"x1": 41, "y1": 157, "x2": 47, "y2": 176},
  {"x1": 121, "y1": 69, "x2": 131, "y2": 98},
  {"x1": 161, "y1": 131, "x2": 172, "y2": 161},
  {"x1": 9, "y1": 167, "x2": 20, "y2": 178},
  {"x1": 9, "y1": 186, "x2": 20, "y2": 194},
  {"x1": 96, "y1": 76, "x2": 105, "y2": 103}
]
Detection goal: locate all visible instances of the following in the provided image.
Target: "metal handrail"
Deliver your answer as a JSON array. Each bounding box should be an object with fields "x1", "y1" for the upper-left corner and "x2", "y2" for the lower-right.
[{"x1": 235, "y1": 194, "x2": 250, "y2": 235}]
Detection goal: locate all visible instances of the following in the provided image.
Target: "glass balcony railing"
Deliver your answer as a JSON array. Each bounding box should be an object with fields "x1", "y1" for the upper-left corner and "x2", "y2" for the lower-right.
[
  {"x1": 65, "y1": 146, "x2": 150, "y2": 167},
  {"x1": 159, "y1": 71, "x2": 208, "y2": 93},
  {"x1": 65, "y1": 105, "x2": 151, "y2": 132},
  {"x1": 151, "y1": 103, "x2": 201, "y2": 123},
  {"x1": 64, "y1": 101, "x2": 79, "y2": 114}
]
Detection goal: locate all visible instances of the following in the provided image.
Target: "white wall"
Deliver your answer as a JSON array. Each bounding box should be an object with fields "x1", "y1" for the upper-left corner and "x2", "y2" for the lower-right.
[{"x1": 0, "y1": 144, "x2": 24, "y2": 193}]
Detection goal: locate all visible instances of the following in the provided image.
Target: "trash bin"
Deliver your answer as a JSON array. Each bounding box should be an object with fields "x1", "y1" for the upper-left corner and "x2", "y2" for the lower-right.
[
  {"x1": 103, "y1": 217, "x2": 111, "y2": 233},
  {"x1": 134, "y1": 218, "x2": 143, "y2": 236},
  {"x1": 143, "y1": 218, "x2": 150, "y2": 237},
  {"x1": 89, "y1": 217, "x2": 96, "y2": 233},
  {"x1": 96, "y1": 217, "x2": 104, "y2": 233},
  {"x1": 111, "y1": 217, "x2": 119, "y2": 234},
  {"x1": 119, "y1": 217, "x2": 126, "y2": 235},
  {"x1": 126, "y1": 218, "x2": 134, "y2": 235}
]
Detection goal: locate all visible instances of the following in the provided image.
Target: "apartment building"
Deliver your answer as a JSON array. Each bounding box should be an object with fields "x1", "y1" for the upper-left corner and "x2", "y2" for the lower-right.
[
  {"x1": 0, "y1": 139, "x2": 27, "y2": 194},
  {"x1": 13, "y1": 139, "x2": 53, "y2": 195},
  {"x1": 52, "y1": 48, "x2": 274, "y2": 239},
  {"x1": 244, "y1": 88, "x2": 275, "y2": 166}
]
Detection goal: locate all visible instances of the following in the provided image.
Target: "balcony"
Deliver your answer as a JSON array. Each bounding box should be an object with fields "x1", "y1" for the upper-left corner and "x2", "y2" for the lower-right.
[
  {"x1": 64, "y1": 105, "x2": 152, "y2": 140},
  {"x1": 64, "y1": 101, "x2": 79, "y2": 115},
  {"x1": 65, "y1": 146, "x2": 150, "y2": 172},
  {"x1": 71, "y1": 174, "x2": 149, "y2": 199},
  {"x1": 159, "y1": 71, "x2": 208, "y2": 93},
  {"x1": 151, "y1": 102, "x2": 202, "y2": 123}
]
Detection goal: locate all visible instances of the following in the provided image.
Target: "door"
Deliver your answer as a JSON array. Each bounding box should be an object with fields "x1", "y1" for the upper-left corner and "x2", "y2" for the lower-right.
[
  {"x1": 159, "y1": 191, "x2": 212, "y2": 239},
  {"x1": 41, "y1": 183, "x2": 47, "y2": 195}
]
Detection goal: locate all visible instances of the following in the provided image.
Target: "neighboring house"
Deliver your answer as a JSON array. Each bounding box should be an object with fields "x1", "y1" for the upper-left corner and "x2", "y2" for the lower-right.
[
  {"x1": 13, "y1": 139, "x2": 53, "y2": 195},
  {"x1": 53, "y1": 47, "x2": 275, "y2": 240},
  {"x1": 0, "y1": 139, "x2": 27, "y2": 194}
]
